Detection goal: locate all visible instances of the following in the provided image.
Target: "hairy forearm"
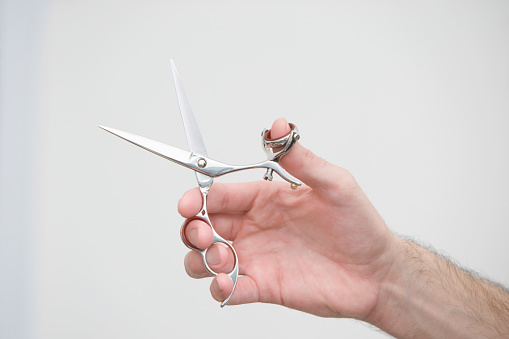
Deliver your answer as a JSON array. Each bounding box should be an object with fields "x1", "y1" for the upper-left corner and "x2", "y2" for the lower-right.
[{"x1": 368, "y1": 237, "x2": 509, "y2": 338}]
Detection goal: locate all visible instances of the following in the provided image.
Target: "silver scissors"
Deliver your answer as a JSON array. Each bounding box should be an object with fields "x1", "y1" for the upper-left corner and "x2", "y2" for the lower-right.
[{"x1": 100, "y1": 60, "x2": 301, "y2": 307}]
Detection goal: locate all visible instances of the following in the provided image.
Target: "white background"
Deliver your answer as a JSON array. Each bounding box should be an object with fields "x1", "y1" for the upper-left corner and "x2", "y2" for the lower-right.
[{"x1": 1, "y1": 1, "x2": 508, "y2": 338}]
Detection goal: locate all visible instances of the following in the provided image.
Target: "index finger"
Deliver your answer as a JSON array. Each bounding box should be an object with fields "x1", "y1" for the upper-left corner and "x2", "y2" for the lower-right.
[{"x1": 178, "y1": 181, "x2": 267, "y2": 218}]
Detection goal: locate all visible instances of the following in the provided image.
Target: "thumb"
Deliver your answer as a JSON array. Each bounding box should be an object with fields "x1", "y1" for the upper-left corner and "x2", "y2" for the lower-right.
[{"x1": 268, "y1": 118, "x2": 341, "y2": 190}]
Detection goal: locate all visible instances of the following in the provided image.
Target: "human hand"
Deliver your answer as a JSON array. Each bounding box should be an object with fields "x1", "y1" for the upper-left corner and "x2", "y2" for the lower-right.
[{"x1": 178, "y1": 118, "x2": 399, "y2": 319}]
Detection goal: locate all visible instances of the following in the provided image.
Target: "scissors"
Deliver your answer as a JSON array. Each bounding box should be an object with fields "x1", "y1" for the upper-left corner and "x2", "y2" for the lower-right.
[{"x1": 100, "y1": 60, "x2": 301, "y2": 307}]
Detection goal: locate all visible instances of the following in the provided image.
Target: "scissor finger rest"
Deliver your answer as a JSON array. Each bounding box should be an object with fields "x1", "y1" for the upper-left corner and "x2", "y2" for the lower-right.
[{"x1": 180, "y1": 216, "x2": 239, "y2": 307}]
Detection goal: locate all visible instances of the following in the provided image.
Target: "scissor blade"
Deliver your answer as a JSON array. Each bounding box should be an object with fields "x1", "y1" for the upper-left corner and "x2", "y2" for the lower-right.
[
  {"x1": 170, "y1": 60, "x2": 208, "y2": 157},
  {"x1": 99, "y1": 125, "x2": 194, "y2": 169}
]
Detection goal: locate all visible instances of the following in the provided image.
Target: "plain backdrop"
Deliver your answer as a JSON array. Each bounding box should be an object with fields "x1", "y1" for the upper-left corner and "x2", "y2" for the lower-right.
[{"x1": 1, "y1": 1, "x2": 508, "y2": 338}]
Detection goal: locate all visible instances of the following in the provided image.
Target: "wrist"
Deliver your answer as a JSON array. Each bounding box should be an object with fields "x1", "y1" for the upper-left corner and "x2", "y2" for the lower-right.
[
  {"x1": 365, "y1": 236, "x2": 509, "y2": 338},
  {"x1": 364, "y1": 236, "x2": 408, "y2": 333},
  {"x1": 365, "y1": 237, "x2": 427, "y2": 337}
]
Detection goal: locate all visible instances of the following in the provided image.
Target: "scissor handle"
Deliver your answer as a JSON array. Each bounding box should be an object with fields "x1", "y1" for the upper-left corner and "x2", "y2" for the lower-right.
[
  {"x1": 261, "y1": 123, "x2": 300, "y2": 182},
  {"x1": 180, "y1": 202, "x2": 239, "y2": 307}
]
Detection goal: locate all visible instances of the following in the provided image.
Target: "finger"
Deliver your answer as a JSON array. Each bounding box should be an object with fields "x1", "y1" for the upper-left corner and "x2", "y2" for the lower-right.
[
  {"x1": 268, "y1": 117, "x2": 345, "y2": 190},
  {"x1": 210, "y1": 274, "x2": 260, "y2": 306},
  {"x1": 184, "y1": 243, "x2": 236, "y2": 278},
  {"x1": 177, "y1": 188, "x2": 202, "y2": 217},
  {"x1": 268, "y1": 118, "x2": 290, "y2": 152},
  {"x1": 183, "y1": 219, "x2": 213, "y2": 250},
  {"x1": 181, "y1": 213, "x2": 243, "y2": 244},
  {"x1": 208, "y1": 213, "x2": 243, "y2": 241},
  {"x1": 178, "y1": 182, "x2": 262, "y2": 217},
  {"x1": 205, "y1": 243, "x2": 235, "y2": 274},
  {"x1": 184, "y1": 251, "x2": 211, "y2": 278},
  {"x1": 193, "y1": 213, "x2": 245, "y2": 244}
]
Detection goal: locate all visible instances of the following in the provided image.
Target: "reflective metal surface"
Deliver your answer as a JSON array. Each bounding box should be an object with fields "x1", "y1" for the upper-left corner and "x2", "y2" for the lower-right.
[
  {"x1": 99, "y1": 125, "x2": 301, "y2": 185},
  {"x1": 261, "y1": 123, "x2": 300, "y2": 181}
]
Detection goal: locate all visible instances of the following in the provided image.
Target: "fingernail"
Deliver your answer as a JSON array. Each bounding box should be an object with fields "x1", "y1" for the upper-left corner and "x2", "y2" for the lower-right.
[
  {"x1": 207, "y1": 246, "x2": 221, "y2": 265},
  {"x1": 188, "y1": 228, "x2": 198, "y2": 245},
  {"x1": 214, "y1": 278, "x2": 223, "y2": 293}
]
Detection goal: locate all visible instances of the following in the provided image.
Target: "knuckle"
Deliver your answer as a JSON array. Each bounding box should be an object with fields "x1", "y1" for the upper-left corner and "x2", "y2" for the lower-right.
[
  {"x1": 184, "y1": 252, "x2": 208, "y2": 278},
  {"x1": 327, "y1": 166, "x2": 360, "y2": 199}
]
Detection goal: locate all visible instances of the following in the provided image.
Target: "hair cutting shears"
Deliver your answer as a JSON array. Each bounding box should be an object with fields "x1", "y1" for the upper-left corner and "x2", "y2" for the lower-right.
[{"x1": 100, "y1": 60, "x2": 301, "y2": 307}]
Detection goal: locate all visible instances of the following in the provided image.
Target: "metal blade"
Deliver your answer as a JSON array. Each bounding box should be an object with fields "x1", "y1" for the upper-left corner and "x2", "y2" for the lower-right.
[
  {"x1": 99, "y1": 125, "x2": 195, "y2": 170},
  {"x1": 170, "y1": 60, "x2": 208, "y2": 156}
]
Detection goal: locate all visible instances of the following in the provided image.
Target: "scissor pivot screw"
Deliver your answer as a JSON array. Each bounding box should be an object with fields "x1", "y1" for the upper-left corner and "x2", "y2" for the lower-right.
[{"x1": 197, "y1": 158, "x2": 207, "y2": 168}]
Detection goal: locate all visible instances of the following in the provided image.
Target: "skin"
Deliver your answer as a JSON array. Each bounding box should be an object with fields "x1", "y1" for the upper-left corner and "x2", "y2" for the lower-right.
[{"x1": 178, "y1": 118, "x2": 509, "y2": 338}]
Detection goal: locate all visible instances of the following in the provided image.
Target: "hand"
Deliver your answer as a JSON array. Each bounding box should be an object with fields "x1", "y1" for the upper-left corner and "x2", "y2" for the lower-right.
[{"x1": 178, "y1": 118, "x2": 399, "y2": 319}]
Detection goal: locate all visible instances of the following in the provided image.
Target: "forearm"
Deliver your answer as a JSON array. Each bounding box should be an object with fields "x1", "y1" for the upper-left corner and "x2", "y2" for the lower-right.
[{"x1": 368, "y1": 237, "x2": 509, "y2": 338}]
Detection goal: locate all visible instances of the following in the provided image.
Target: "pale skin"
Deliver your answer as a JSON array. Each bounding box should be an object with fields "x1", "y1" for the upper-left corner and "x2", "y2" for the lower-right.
[{"x1": 178, "y1": 118, "x2": 509, "y2": 338}]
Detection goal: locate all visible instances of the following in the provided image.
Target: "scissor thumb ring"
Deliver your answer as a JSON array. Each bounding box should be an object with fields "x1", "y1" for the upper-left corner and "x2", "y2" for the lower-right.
[{"x1": 261, "y1": 123, "x2": 300, "y2": 185}]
